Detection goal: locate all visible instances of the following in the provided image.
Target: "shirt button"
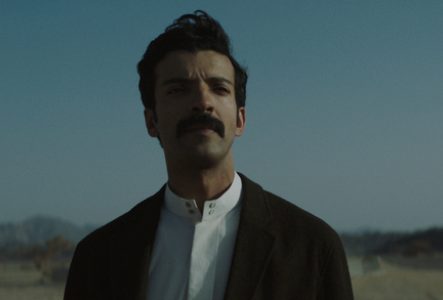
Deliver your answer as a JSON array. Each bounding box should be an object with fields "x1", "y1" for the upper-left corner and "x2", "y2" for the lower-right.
[
  {"x1": 208, "y1": 209, "x2": 215, "y2": 215},
  {"x1": 209, "y1": 203, "x2": 216, "y2": 208},
  {"x1": 185, "y1": 202, "x2": 191, "y2": 207}
]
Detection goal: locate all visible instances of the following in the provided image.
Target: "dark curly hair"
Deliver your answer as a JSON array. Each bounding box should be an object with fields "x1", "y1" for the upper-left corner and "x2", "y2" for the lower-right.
[{"x1": 137, "y1": 10, "x2": 247, "y2": 112}]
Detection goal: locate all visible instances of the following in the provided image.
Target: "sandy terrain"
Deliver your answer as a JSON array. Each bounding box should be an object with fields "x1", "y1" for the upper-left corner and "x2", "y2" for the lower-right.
[
  {"x1": 1, "y1": 257, "x2": 442, "y2": 300},
  {"x1": 349, "y1": 256, "x2": 443, "y2": 300},
  {"x1": 0, "y1": 262, "x2": 64, "y2": 300}
]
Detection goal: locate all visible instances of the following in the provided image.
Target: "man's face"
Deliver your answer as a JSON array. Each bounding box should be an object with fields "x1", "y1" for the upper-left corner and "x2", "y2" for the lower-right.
[{"x1": 145, "y1": 50, "x2": 245, "y2": 169}]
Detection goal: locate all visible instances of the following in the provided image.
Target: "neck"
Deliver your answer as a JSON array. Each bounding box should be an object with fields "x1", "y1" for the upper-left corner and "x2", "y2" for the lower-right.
[{"x1": 166, "y1": 155, "x2": 236, "y2": 211}]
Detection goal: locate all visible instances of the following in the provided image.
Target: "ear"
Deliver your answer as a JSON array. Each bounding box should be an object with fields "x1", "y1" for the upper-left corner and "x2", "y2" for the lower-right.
[
  {"x1": 235, "y1": 107, "x2": 246, "y2": 136},
  {"x1": 144, "y1": 109, "x2": 158, "y2": 137}
]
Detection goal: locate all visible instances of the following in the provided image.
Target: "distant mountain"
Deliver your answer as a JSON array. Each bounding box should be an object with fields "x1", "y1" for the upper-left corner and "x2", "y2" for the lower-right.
[
  {"x1": 340, "y1": 230, "x2": 406, "y2": 256},
  {"x1": 375, "y1": 227, "x2": 443, "y2": 255},
  {"x1": 1, "y1": 216, "x2": 442, "y2": 258},
  {"x1": 341, "y1": 227, "x2": 443, "y2": 256},
  {"x1": 0, "y1": 215, "x2": 96, "y2": 247}
]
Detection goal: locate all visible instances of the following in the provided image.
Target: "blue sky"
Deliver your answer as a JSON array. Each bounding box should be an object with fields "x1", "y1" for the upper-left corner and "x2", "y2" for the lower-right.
[{"x1": 1, "y1": 1, "x2": 442, "y2": 231}]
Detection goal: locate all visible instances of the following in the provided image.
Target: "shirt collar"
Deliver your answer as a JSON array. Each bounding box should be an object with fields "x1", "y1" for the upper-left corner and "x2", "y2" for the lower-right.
[{"x1": 164, "y1": 172, "x2": 242, "y2": 223}]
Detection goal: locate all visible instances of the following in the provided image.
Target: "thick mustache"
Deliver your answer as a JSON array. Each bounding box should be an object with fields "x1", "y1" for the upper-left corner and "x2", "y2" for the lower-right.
[{"x1": 176, "y1": 114, "x2": 225, "y2": 138}]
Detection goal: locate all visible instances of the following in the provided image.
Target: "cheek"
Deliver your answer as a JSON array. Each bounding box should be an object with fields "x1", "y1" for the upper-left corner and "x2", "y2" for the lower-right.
[
  {"x1": 156, "y1": 110, "x2": 181, "y2": 132},
  {"x1": 156, "y1": 105, "x2": 174, "y2": 122}
]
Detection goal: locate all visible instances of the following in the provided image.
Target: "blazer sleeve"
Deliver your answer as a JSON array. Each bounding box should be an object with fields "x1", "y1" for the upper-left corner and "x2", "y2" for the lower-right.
[
  {"x1": 63, "y1": 237, "x2": 110, "y2": 300},
  {"x1": 316, "y1": 238, "x2": 354, "y2": 300}
]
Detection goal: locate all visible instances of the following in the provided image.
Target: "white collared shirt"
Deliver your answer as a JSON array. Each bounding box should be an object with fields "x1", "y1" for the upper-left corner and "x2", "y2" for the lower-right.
[{"x1": 146, "y1": 173, "x2": 242, "y2": 300}]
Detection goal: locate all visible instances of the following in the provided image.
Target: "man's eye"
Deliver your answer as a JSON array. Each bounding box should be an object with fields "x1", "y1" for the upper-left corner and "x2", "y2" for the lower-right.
[
  {"x1": 213, "y1": 85, "x2": 230, "y2": 94},
  {"x1": 167, "y1": 86, "x2": 186, "y2": 95}
]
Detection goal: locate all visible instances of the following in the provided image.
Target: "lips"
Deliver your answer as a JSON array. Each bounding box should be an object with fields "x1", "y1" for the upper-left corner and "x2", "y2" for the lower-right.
[{"x1": 184, "y1": 124, "x2": 216, "y2": 132}]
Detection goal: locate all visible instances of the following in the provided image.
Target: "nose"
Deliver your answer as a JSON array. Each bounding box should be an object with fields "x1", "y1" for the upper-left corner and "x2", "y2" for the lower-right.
[{"x1": 192, "y1": 83, "x2": 214, "y2": 113}]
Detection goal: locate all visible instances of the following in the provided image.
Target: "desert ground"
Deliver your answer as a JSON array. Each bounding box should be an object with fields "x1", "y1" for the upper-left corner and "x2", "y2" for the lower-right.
[
  {"x1": 0, "y1": 261, "x2": 64, "y2": 300},
  {"x1": 1, "y1": 256, "x2": 443, "y2": 300},
  {"x1": 348, "y1": 255, "x2": 443, "y2": 300}
]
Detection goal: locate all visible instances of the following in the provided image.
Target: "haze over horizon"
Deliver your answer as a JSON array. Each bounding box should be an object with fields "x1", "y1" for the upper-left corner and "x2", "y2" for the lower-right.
[{"x1": 1, "y1": 1, "x2": 442, "y2": 232}]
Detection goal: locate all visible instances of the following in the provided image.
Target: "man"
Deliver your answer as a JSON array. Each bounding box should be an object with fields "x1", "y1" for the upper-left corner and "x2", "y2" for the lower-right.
[{"x1": 64, "y1": 10, "x2": 353, "y2": 300}]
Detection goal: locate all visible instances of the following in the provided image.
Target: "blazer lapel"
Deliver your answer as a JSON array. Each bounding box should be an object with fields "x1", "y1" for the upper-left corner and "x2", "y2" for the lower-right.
[
  {"x1": 224, "y1": 175, "x2": 275, "y2": 300},
  {"x1": 108, "y1": 187, "x2": 165, "y2": 300}
]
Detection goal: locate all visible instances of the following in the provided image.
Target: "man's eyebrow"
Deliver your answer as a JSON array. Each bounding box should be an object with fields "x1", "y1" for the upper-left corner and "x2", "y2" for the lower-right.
[
  {"x1": 208, "y1": 77, "x2": 233, "y2": 86},
  {"x1": 160, "y1": 78, "x2": 192, "y2": 86},
  {"x1": 160, "y1": 77, "x2": 233, "y2": 86}
]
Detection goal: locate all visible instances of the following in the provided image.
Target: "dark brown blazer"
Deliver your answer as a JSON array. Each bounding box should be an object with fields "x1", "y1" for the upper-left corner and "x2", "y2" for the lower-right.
[{"x1": 64, "y1": 174, "x2": 354, "y2": 300}]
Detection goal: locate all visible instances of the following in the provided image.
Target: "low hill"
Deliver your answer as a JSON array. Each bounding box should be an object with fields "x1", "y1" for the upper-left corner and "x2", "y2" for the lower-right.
[
  {"x1": 0, "y1": 216, "x2": 95, "y2": 247},
  {"x1": 375, "y1": 227, "x2": 443, "y2": 256},
  {"x1": 341, "y1": 227, "x2": 443, "y2": 257},
  {"x1": 1, "y1": 216, "x2": 442, "y2": 258}
]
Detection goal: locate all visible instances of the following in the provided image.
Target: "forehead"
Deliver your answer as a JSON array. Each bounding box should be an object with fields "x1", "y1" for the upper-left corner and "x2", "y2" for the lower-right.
[{"x1": 154, "y1": 50, "x2": 235, "y2": 83}]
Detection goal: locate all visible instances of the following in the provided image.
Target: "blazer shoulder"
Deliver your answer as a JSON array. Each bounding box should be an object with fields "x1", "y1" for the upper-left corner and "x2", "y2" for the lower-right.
[
  {"x1": 76, "y1": 187, "x2": 165, "y2": 249},
  {"x1": 262, "y1": 188, "x2": 348, "y2": 277},
  {"x1": 266, "y1": 190, "x2": 340, "y2": 240},
  {"x1": 240, "y1": 173, "x2": 342, "y2": 248}
]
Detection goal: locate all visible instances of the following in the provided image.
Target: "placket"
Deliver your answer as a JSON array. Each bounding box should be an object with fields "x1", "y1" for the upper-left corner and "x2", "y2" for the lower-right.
[{"x1": 187, "y1": 219, "x2": 220, "y2": 300}]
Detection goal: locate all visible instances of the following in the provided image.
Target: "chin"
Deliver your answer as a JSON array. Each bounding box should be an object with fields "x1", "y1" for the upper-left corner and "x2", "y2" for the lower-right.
[{"x1": 184, "y1": 147, "x2": 229, "y2": 169}]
